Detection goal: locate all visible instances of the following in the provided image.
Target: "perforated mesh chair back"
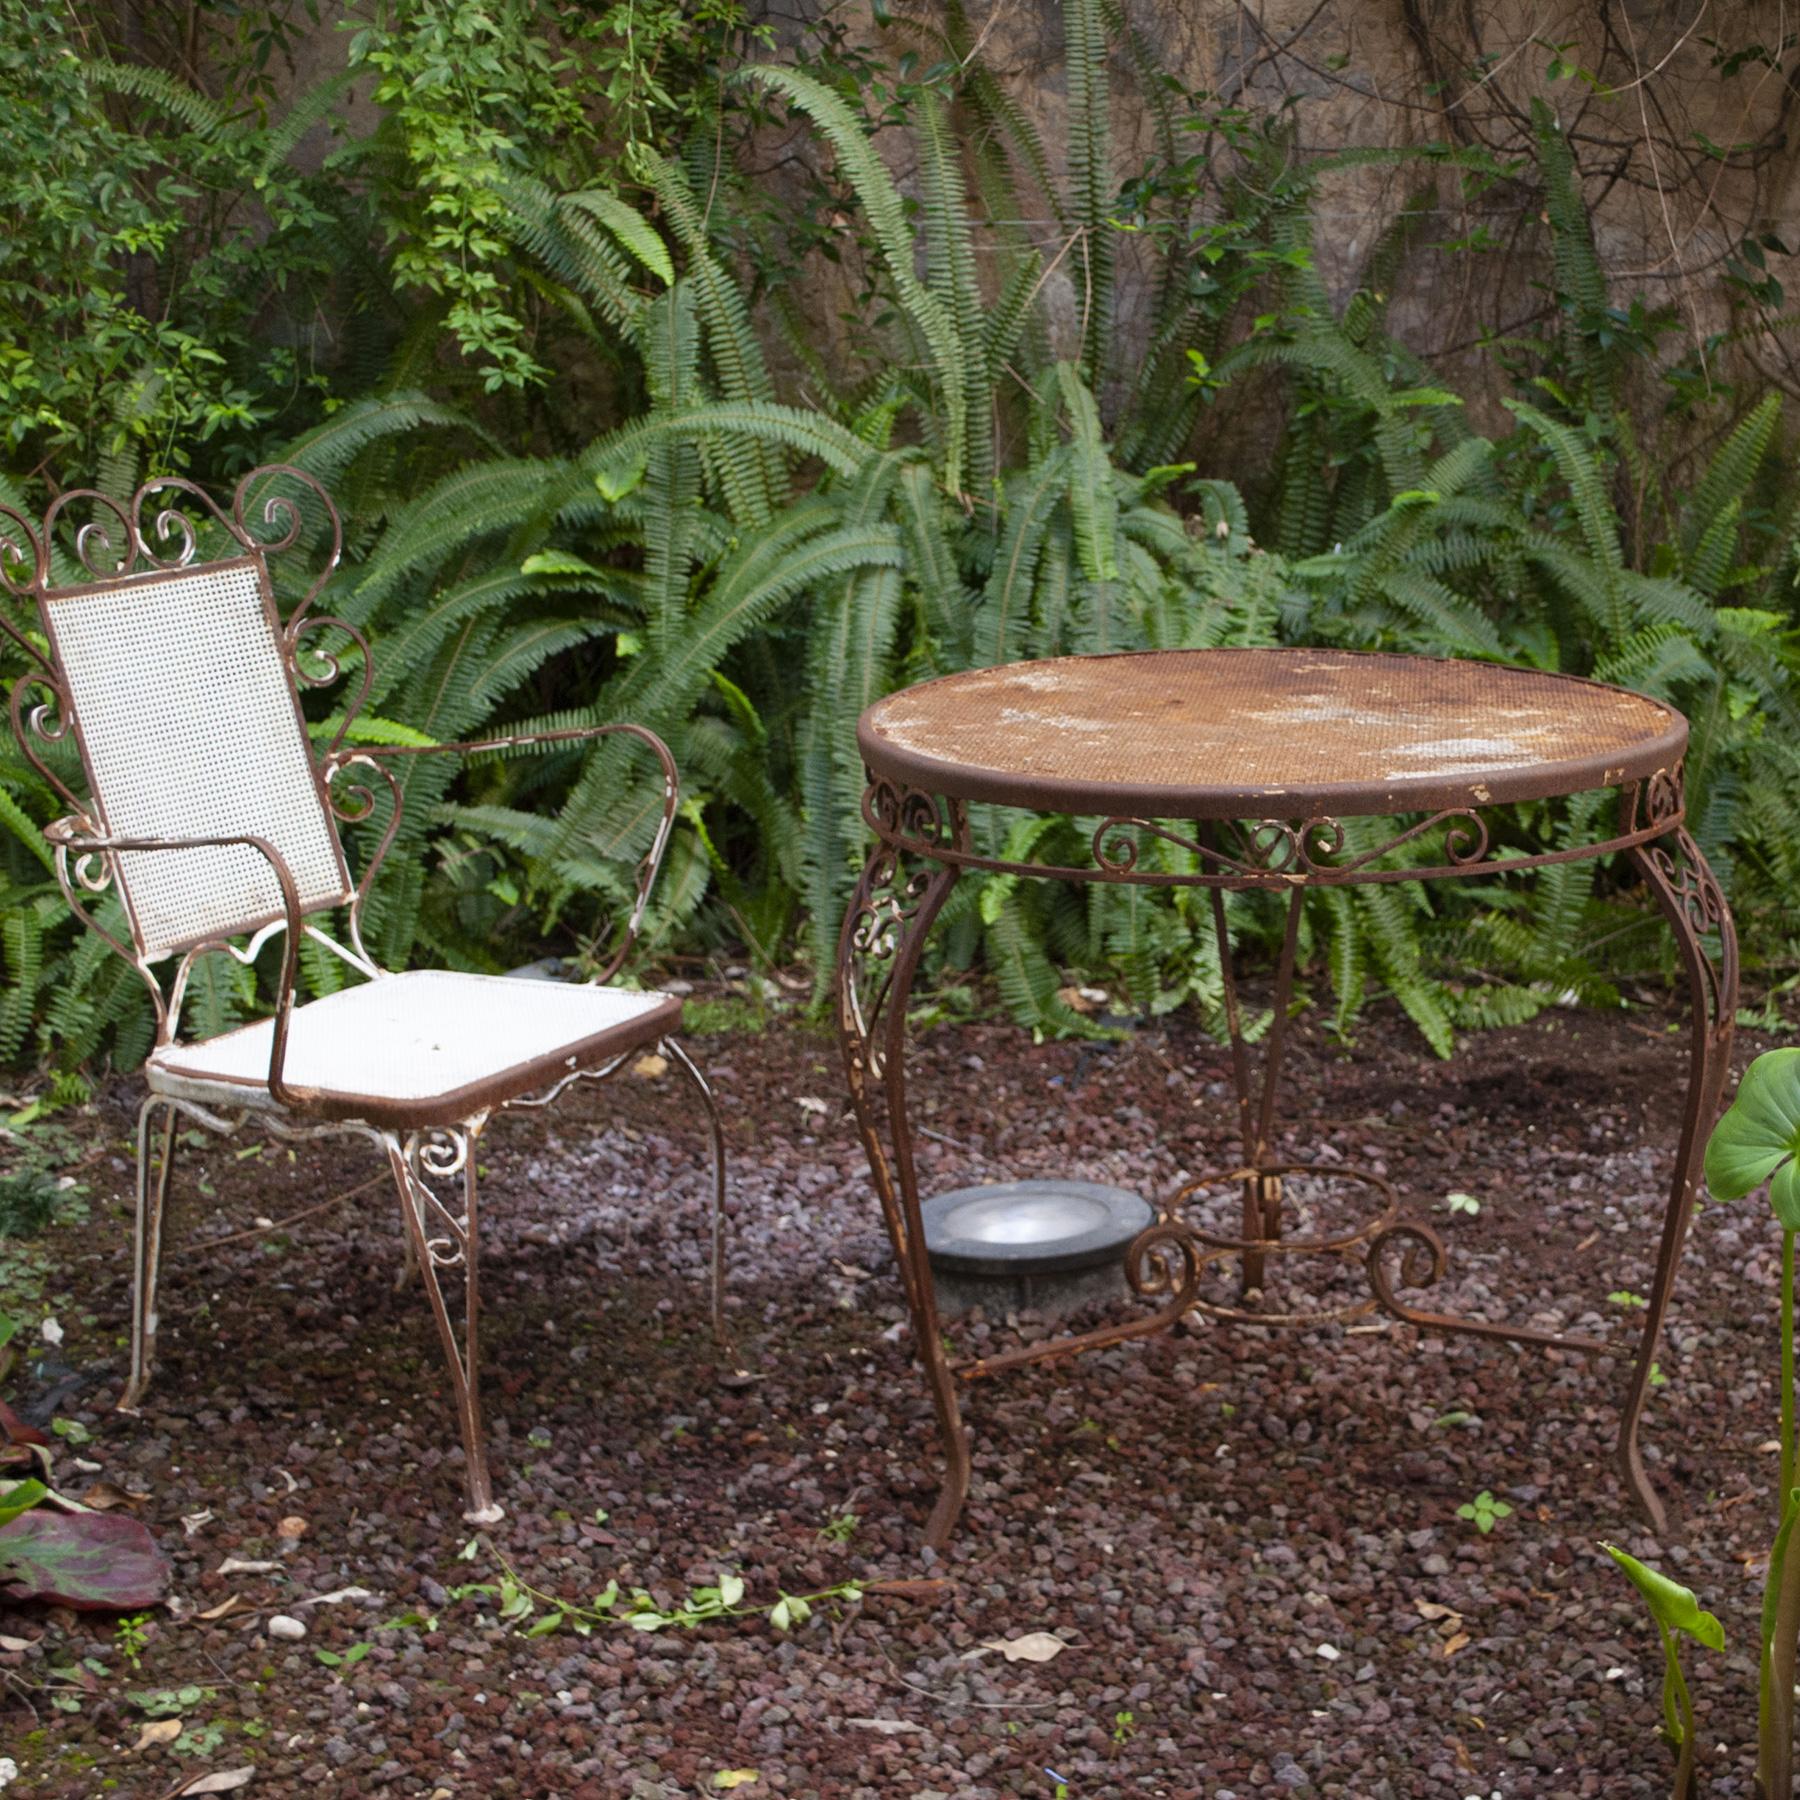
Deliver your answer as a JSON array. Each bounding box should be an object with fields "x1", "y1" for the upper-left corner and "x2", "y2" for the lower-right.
[{"x1": 41, "y1": 555, "x2": 351, "y2": 960}]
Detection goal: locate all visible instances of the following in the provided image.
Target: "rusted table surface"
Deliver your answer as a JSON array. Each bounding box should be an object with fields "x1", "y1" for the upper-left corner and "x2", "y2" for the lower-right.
[{"x1": 859, "y1": 647, "x2": 1685, "y2": 818}]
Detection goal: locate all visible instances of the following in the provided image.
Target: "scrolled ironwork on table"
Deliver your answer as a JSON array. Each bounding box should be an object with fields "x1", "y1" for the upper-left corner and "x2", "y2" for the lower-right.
[
  {"x1": 862, "y1": 771, "x2": 1688, "y2": 892},
  {"x1": 840, "y1": 792, "x2": 970, "y2": 1089}
]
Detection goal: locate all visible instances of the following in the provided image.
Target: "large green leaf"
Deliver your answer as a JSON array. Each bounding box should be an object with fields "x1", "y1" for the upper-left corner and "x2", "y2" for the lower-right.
[
  {"x1": 0, "y1": 1511, "x2": 170, "y2": 1609},
  {"x1": 1706, "y1": 1048, "x2": 1800, "y2": 1227}
]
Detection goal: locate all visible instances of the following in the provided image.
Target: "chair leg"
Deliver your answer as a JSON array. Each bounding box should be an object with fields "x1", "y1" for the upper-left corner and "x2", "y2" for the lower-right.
[
  {"x1": 394, "y1": 1185, "x2": 422, "y2": 1293},
  {"x1": 385, "y1": 1128, "x2": 501, "y2": 1525},
  {"x1": 661, "y1": 1037, "x2": 742, "y2": 1371},
  {"x1": 119, "y1": 1096, "x2": 178, "y2": 1413}
]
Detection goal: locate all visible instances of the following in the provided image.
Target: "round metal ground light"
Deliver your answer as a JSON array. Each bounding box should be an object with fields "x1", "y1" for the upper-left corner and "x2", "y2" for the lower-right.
[{"x1": 921, "y1": 1179, "x2": 1155, "y2": 1318}]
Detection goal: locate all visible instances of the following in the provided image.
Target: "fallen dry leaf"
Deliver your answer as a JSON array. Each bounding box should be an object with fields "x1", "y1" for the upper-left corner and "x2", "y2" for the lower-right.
[
  {"x1": 0, "y1": 1633, "x2": 37, "y2": 1651},
  {"x1": 1443, "y1": 1632, "x2": 1471, "y2": 1657},
  {"x1": 845, "y1": 1718, "x2": 927, "y2": 1735},
  {"x1": 165, "y1": 1770, "x2": 255, "y2": 1795},
  {"x1": 294, "y1": 1586, "x2": 375, "y2": 1609},
  {"x1": 216, "y1": 1558, "x2": 279, "y2": 1576},
  {"x1": 194, "y1": 1595, "x2": 247, "y2": 1622},
  {"x1": 969, "y1": 1631, "x2": 1070, "y2": 1664},
  {"x1": 712, "y1": 1775, "x2": 759, "y2": 1792},
  {"x1": 131, "y1": 1718, "x2": 182, "y2": 1753},
  {"x1": 78, "y1": 1480, "x2": 149, "y2": 1511},
  {"x1": 631, "y1": 1053, "x2": 669, "y2": 1079},
  {"x1": 796, "y1": 1096, "x2": 828, "y2": 1117},
  {"x1": 860, "y1": 1578, "x2": 952, "y2": 1599},
  {"x1": 1056, "y1": 984, "x2": 1097, "y2": 1014},
  {"x1": 180, "y1": 1510, "x2": 213, "y2": 1536}
]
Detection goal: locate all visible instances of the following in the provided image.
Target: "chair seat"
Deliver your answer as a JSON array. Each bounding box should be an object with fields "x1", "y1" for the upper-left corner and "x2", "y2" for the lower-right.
[{"x1": 148, "y1": 970, "x2": 681, "y2": 1128}]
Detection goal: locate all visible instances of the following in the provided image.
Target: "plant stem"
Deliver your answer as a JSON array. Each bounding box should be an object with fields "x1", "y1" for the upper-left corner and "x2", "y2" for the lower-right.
[
  {"x1": 1760, "y1": 1230, "x2": 1800, "y2": 1799},
  {"x1": 1784, "y1": 1231, "x2": 1796, "y2": 1508},
  {"x1": 1668, "y1": 1630, "x2": 1696, "y2": 1799}
]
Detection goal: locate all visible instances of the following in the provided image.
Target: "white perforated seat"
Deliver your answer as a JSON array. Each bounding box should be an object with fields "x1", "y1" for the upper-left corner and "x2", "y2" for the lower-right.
[{"x1": 149, "y1": 971, "x2": 681, "y2": 1128}]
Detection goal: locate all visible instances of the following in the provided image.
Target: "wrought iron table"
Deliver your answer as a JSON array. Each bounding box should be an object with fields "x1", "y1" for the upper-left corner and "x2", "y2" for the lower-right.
[{"x1": 834, "y1": 648, "x2": 1736, "y2": 1546}]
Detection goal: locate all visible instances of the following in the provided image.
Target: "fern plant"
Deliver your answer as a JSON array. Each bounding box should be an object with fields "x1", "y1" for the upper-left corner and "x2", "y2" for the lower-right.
[{"x1": 10, "y1": 0, "x2": 1800, "y2": 1086}]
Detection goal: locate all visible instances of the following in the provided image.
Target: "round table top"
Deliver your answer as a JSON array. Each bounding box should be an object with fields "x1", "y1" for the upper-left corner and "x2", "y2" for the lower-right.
[{"x1": 857, "y1": 648, "x2": 1686, "y2": 819}]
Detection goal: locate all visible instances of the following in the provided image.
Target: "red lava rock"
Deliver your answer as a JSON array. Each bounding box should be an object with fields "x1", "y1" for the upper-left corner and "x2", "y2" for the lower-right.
[{"x1": 1, "y1": 995, "x2": 1785, "y2": 1794}]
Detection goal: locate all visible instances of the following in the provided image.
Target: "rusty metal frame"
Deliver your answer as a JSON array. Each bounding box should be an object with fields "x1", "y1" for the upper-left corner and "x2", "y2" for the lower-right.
[
  {"x1": 837, "y1": 756, "x2": 1735, "y2": 1548},
  {"x1": 2, "y1": 472, "x2": 729, "y2": 1524}
]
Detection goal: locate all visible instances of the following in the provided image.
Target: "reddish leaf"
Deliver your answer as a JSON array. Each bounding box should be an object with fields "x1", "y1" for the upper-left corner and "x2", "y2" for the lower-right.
[
  {"x1": 0, "y1": 1400, "x2": 50, "y2": 1451},
  {"x1": 0, "y1": 1510, "x2": 170, "y2": 1609}
]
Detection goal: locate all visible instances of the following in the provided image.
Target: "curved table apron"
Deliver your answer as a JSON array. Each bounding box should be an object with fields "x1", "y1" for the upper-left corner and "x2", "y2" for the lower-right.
[{"x1": 833, "y1": 649, "x2": 1736, "y2": 1549}]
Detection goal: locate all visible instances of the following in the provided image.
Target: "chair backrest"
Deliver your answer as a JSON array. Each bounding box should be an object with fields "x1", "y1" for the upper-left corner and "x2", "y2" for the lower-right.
[{"x1": 4, "y1": 472, "x2": 353, "y2": 962}]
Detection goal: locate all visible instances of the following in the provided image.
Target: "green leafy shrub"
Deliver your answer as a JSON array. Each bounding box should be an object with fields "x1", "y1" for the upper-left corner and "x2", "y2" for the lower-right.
[{"x1": 6, "y1": 0, "x2": 1800, "y2": 1079}]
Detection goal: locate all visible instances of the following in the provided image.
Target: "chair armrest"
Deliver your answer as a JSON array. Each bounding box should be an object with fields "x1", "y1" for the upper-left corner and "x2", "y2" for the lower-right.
[
  {"x1": 357, "y1": 724, "x2": 680, "y2": 984},
  {"x1": 45, "y1": 825, "x2": 308, "y2": 1109}
]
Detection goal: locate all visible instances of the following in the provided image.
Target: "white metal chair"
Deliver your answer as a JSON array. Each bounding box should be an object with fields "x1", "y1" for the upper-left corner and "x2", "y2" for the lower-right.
[{"x1": 0, "y1": 467, "x2": 730, "y2": 1522}]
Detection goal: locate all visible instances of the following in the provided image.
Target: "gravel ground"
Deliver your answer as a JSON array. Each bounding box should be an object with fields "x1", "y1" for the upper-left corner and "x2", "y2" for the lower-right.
[{"x1": 0, "y1": 995, "x2": 1791, "y2": 1798}]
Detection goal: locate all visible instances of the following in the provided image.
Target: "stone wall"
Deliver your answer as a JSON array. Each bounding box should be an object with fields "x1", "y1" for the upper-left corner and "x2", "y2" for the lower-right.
[{"x1": 755, "y1": 0, "x2": 1800, "y2": 461}]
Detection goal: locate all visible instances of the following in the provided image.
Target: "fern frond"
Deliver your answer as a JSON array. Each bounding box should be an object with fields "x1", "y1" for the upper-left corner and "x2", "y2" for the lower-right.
[
  {"x1": 738, "y1": 66, "x2": 970, "y2": 494},
  {"x1": 1064, "y1": 0, "x2": 1114, "y2": 387},
  {"x1": 1056, "y1": 364, "x2": 1120, "y2": 580},
  {"x1": 87, "y1": 59, "x2": 229, "y2": 135}
]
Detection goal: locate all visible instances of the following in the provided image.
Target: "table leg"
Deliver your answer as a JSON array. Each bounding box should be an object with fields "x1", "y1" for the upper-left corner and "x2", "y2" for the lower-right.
[
  {"x1": 1207, "y1": 871, "x2": 1306, "y2": 1295},
  {"x1": 1617, "y1": 827, "x2": 1737, "y2": 1532},
  {"x1": 836, "y1": 819, "x2": 969, "y2": 1548}
]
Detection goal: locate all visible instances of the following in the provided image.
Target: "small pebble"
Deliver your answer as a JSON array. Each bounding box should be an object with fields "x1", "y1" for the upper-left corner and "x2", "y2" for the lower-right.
[{"x1": 267, "y1": 1615, "x2": 307, "y2": 1641}]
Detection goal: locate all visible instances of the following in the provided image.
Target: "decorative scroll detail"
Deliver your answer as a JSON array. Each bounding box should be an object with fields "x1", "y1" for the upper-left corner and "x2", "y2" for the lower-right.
[
  {"x1": 1365, "y1": 1217, "x2": 1610, "y2": 1352},
  {"x1": 841, "y1": 849, "x2": 939, "y2": 1085},
  {"x1": 23, "y1": 467, "x2": 340, "y2": 615},
  {"x1": 1123, "y1": 1219, "x2": 1204, "y2": 1305},
  {"x1": 289, "y1": 614, "x2": 373, "y2": 753},
  {"x1": 1149, "y1": 1162, "x2": 1399, "y2": 1331},
  {"x1": 871, "y1": 792, "x2": 1668, "y2": 892},
  {"x1": 1366, "y1": 1219, "x2": 1450, "y2": 1316},
  {"x1": 234, "y1": 464, "x2": 343, "y2": 626},
  {"x1": 43, "y1": 489, "x2": 138, "y2": 579},
  {"x1": 46, "y1": 825, "x2": 162, "y2": 1025},
  {"x1": 1645, "y1": 831, "x2": 1731, "y2": 961},
  {"x1": 1641, "y1": 762, "x2": 1685, "y2": 829},
  {"x1": 844, "y1": 784, "x2": 965, "y2": 1070},
  {"x1": 1626, "y1": 764, "x2": 1734, "y2": 1037},
  {"x1": 134, "y1": 479, "x2": 228, "y2": 570},
  {"x1": 9, "y1": 670, "x2": 82, "y2": 814},
  {"x1": 1094, "y1": 808, "x2": 1494, "y2": 883},
  {"x1": 406, "y1": 1127, "x2": 475, "y2": 1268},
  {"x1": 862, "y1": 777, "x2": 961, "y2": 854},
  {"x1": 0, "y1": 502, "x2": 46, "y2": 602},
  {"x1": 323, "y1": 754, "x2": 403, "y2": 969}
]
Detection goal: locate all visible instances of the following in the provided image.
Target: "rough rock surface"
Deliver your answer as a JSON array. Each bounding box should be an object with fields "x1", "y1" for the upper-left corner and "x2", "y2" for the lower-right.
[{"x1": 0, "y1": 996, "x2": 1785, "y2": 1795}]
